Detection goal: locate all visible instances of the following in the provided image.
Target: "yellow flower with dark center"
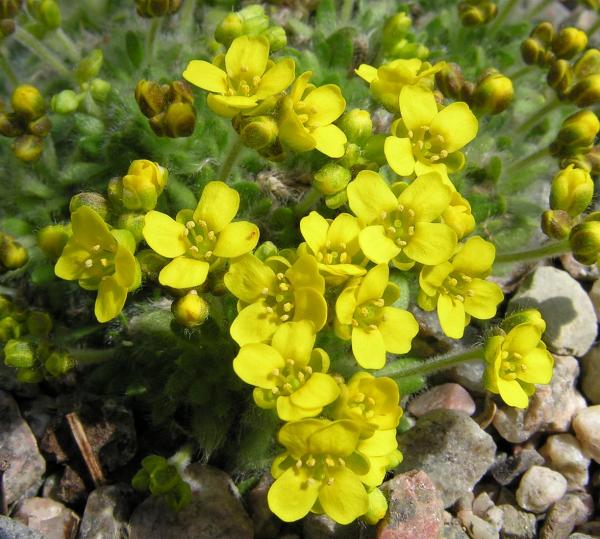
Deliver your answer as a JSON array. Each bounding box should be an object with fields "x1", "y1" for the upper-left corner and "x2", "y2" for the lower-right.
[
  {"x1": 55, "y1": 206, "x2": 139, "y2": 323},
  {"x1": 183, "y1": 35, "x2": 295, "y2": 118},
  {"x1": 143, "y1": 181, "x2": 259, "y2": 289},
  {"x1": 233, "y1": 321, "x2": 339, "y2": 421},
  {"x1": 418, "y1": 236, "x2": 504, "y2": 339},
  {"x1": 385, "y1": 85, "x2": 478, "y2": 177},
  {"x1": 347, "y1": 170, "x2": 457, "y2": 270},
  {"x1": 335, "y1": 264, "x2": 419, "y2": 369},
  {"x1": 225, "y1": 253, "x2": 327, "y2": 345},
  {"x1": 278, "y1": 71, "x2": 347, "y2": 158}
]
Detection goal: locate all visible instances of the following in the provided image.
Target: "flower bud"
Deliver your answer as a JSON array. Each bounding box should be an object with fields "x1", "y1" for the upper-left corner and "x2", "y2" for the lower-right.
[
  {"x1": 435, "y1": 63, "x2": 465, "y2": 100},
  {"x1": 26, "y1": 310, "x2": 52, "y2": 337},
  {"x1": 28, "y1": 115, "x2": 51, "y2": 136},
  {"x1": 135, "y1": 80, "x2": 168, "y2": 118},
  {"x1": 382, "y1": 13, "x2": 412, "y2": 52},
  {"x1": 136, "y1": 249, "x2": 167, "y2": 280},
  {"x1": 363, "y1": 134, "x2": 387, "y2": 166},
  {"x1": 443, "y1": 192, "x2": 475, "y2": 239},
  {"x1": 116, "y1": 213, "x2": 144, "y2": 243},
  {"x1": 569, "y1": 74, "x2": 600, "y2": 108},
  {"x1": 75, "y1": 49, "x2": 103, "y2": 84},
  {"x1": 531, "y1": 21, "x2": 555, "y2": 45},
  {"x1": 337, "y1": 109, "x2": 372, "y2": 144},
  {"x1": 0, "y1": 111, "x2": 24, "y2": 137},
  {"x1": 520, "y1": 38, "x2": 549, "y2": 66},
  {"x1": 458, "y1": 4, "x2": 485, "y2": 26},
  {"x1": 363, "y1": 488, "x2": 389, "y2": 526},
  {"x1": 12, "y1": 134, "x2": 44, "y2": 162},
  {"x1": 45, "y1": 351, "x2": 75, "y2": 377},
  {"x1": 0, "y1": 317, "x2": 21, "y2": 342},
  {"x1": 163, "y1": 102, "x2": 196, "y2": 138},
  {"x1": 214, "y1": 13, "x2": 244, "y2": 46},
  {"x1": 550, "y1": 164, "x2": 594, "y2": 217},
  {"x1": 570, "y1": 220, "x2": 600, "y2": 265},
  {"x1": 324, "y1": 189, "x2": 348, "y2": 209},
  {"x1": 69, "y1": 192, "x2": 108, "y2": 219},
  {"x1": 32, "y1": 0, "x2": 60, "y2": 29},
  {"x1": 0, "y1": 0, "x2": 21, "y2": 18},
  {"x1": 4, "y1": 339, "x2": 35, "y2": 368},
  {"x1": 551, "y1": 27, "x2": 588, "y2": 60},
  {"x1": 135, "y1": 0, "x2": 181, "y2": 17},
  {"x1": 240, "y1": 11, "x2": 269, "y2": 36},
  {"x1": 0, "y1": 18, "x2": 15, "y2": 37},
  {"x1": 168, "y1": 80, "x2": 194, "y2": 104},
  {"x1": 551, "y1": 110, "x2": 600, "y2": 158},
  {"x1": 472, "y1": 70, "x2": 514, "y2": 115},
  {"x1": 121, "y1": 159, "x2": 167, "y2": 211},
  {"x1": 11, "y1": 85, "x2": 45, "y2": 120},
  {"x1": 261, "y1": 26, "x2": 287, "y2": 52},
  {"x1": 541, "y1": 209, "x2": 573, "y2": 240},
  {"x1": 239, "y1": 115, "x2": 278, "y2": 150},
  {"x1": 254, "y1": 241, "x2": 278, "y2": 262},
  {"x1": 573, "y1": 48, "x2": 600, "y2": 79},
  {"x1": 313, "y1": 163, "x2": 351, "y2": 196},
  {"x1": 171, "y1": 290, "x2": 210, "y2": 328},
  {"x1": 0, "y1": 295, "x2": 13, "y2": 318},
  {"x1": 37, "y1": 224, "x2": 70, "y2": 259},
  {"x1": 90, "y1": 78, "x2": 112, "y2": 102},
  {"x1": 501, "y1": 308, "x2": 546, "y2": 334},
  {"x1": 546, "y1": 59, "x2": 573, "y2": 99}
]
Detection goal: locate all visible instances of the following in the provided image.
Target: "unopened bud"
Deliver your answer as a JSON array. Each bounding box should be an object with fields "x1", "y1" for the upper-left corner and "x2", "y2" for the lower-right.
[
  {"x1": 337, "y1": 109, "x2": 372, "y2": 144},
  {"x1": 551, "y1": 110, "x2": 600, "y2": 157},
  {"x1": 51, "y1": 90, "x2": 81, "y2": 114},
  {"x1": 254, "y1": 241, "x2": 278, "y2": 262},
  {"x1": 12, "y1": 134, "x2": 44, "y2": 162},
  {"x1": 0, "y1": 112, "x2": 24, "y2": 137},
  {"x1": 261, "y1": 26, "x2": 287, "y2": 52},
  {"x1": 0, "y1": 0, "x2": 21, "y2": 18},
  {"x1": 4, "y1": 339, "x2": 35, "y2": 368},
  {"x1": 382, "y1": 13, "x2": 412, "y2": 53},
  {"x1": 75, "y1": 49, "x2": 103, "y2": 84},
  {"x1": 541, "y1": 209, "x2": 573, "y2": 240},
  {"x1": 117, "y1": 213, "x2": 145, "y2": 243},
  {"x1": 569, "y1": 74, "x2": 600, "y2": 108},
  {"x1": 501, "y1": 308, "x2": 546, "y2": 334},
  {"x1": 313, "y1": 163, "x2": 351, "y2": 196},
  {"x1": 570, "y1": 220, "x2": 600, "y2": 265},
  {"x1": 531, "y1": 21, "x2": 555, "y2": 45},
  {"x1": 550, "y1": 164, "x2": 594, "y2": 217},
  {"x1": 239, "y1": 115, "x2": 278, "y2": 150},
  {"x1": 69, "y1": 192, "x2": 108, "y2": 219},
  {"x1": 546, "y1": 59, "x2": 573, "y2": 99},
  {"x1": 214, "y1": 13, "x2": 244, "y2": 46},
  {"x1": 28, "y1": 115, "x2": 51, "y2": 136},
  {"x1": 171, "y1": 290, "x2": 210, "y2": 328},
  {"x1": 45, "y1": 351, "x2": 75, "y2": 377},
  {"x1": 137, "y1": 249, "x2": 168, "y2": 280},
  {"x1": 239, "y1": 9, "x2": 269, "y2": 36},
  {"x1": 32, "y1": 0, "x2": 61, "y2": 29},
  {"x1": 552, "y1": 27, "x2": 588, "y2": 60},
  {"x1": 26, "y1": 310, "x2": 52, "y2": 337},
  {"x1": 161, "y1": 102, "x2": 195, "y2": 138},
  {"x1": 521, "y1": 38, "x2": 549, "y2": 66},
  {"x1": 0, "y1": 317, "x2": 21, "y2": 342},
  {"x1": 325, "y1": 190, "x2": 348, "y2": 209},
  {"x1": 122, "y1": 159, "x2": 167, "y2": 210},
  {"x1": 0, "y1": 295, "x2": 13, "y2": 318},
  {"x1": 472, "y1": 70, "x2": 514, "y2": 115},
  {"x1": 37, "y1": 224, "x2": 70, "y2": 259},
  {"x1": 363, "y1": 134, "x2": 387, "y2": 166},
  {"x1": 435, "y1": 63, "x2": 465, "y2": 100},
  {"x1": 0, "y1": 18, "x2": 15, "y2": 37},
  {"x1": 11, "y1": 85, "x2": 45, "y2": 120},
  {"x1": 135, "y1": 80, "x2": 168, "y2": 118},
  {"x1": 168, "y1": 80, "x2": 194, "y2": 104},
  {"x1": 90, "y1": 79, "x2": 112, "y2": 102},
  {"x1": 458, "y1": 4, "x2": 486, "y2": 26},
  {"x1": 573, "y1": 48, "x2": 600, "y2": 79},
  {"x1": 135, "y1": 0, "x2": 182, "y2": 17}
]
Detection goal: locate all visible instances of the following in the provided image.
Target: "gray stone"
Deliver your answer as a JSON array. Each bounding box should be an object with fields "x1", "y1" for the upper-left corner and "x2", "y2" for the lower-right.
[
  {"x1": 407, "y1": 384, "x2": 476, "y2": 417},
  {"x1": 440, "y1": 519, "x2": 469, "y2": 539},
  {"x1": 395, "y1": 410, "x2": 496, "y2": 507},
  {"x1": 0, "y1": 390, "x2": 46, "y2": 504},
  {"x1": 247, "y1": 473, "x2": 280, "y2": 539},
  {"x1": 540, "y1": 493, "x2": 594, "y2": 539},
  {"x1": 13, "y1": 497, "x2": 80, "y2": 539},
  {"x1": 457, "y1": 511, "x2": 498, "y2": 539},
  {"x1": 77, "y1": 485, "x2": 133, "y2": 539},
  {"x1": 581, "y1": 347, "x2": 600, "y2": 404},
  {"x1": 539, "y1": 434, "x2": 590, "y2": 489},
  {"x1": 493, "y1": 356, "x2": 586, "y2": 443},
  {"x1": 507, "y1": 267, "x2": 597, "y2": 357},
  {"x1": 515, "y1": 466, "x2": 568, "y2": 513},
  {"x1": 499, "y1": 505, "x2": 536, "y2": 539},
  {"x1": 129, "y1": 464, "x2": 253, "y2": 539},
  {"x1": 472, "y1": 492, "x2": 495, "y2": 519},
  {"x1": 378, "y1": 470, "x2": 444, "y2": 539},
  {"x1": 569, "y1": 535, "x2": 595, "y2": 539},
  {"x1": 560, "y1": 254, "x2": 600, "y2": 282},
  {"x1": 449, "y1": 360, "x2": 486, "y2": 394},
  {"x1": 303, "y1": 513, "x2": 360, "y2": 539},
  {"x1": 491, "y1": 449, "x2": 545, "y2": 486},
  {"x1": 572, "y1": 405, "x2": 600, "y2": 463},
  {"x1": 588, "y1": 278, "x2": 600, "y2": 321},
  {"x1": 0, "y1": 516, "x2": 44, "y2": 539}
]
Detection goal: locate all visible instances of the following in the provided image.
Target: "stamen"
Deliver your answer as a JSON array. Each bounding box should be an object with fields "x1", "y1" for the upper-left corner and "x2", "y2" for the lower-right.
[{"x1": 84, "y1": 259, "x2": 93, "y2": 268}]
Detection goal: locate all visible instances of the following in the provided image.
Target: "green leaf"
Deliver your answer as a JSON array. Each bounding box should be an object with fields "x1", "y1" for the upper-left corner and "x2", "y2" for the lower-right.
[
  {"x1": 316, "y1": 0, "x2": 336, "y2": 31},
  {"x1": 125, "y1": 31, "x2": 143, "y2": 69},
  {"x1": 131, "y1": 469, "x2": 150, "y2": 492},
  {"x1": 326, "y1": 28, "x2": 355, "y2": 68},
  {"x1": 150, "y1": 464, "x2": 180, "y2": 494}
]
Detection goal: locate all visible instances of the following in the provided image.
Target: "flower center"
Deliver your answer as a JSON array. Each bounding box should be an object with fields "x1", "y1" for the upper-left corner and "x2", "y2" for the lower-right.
[
  {"x1": 228, "y1": 72, "x2": 262, "y2": 97},
  {"x1": 348, "y1": 391, "x2": 377, "y2": 419},
  {"x1": 183, "y1": 220, "x2": 217, "y2": 263},
  {"x1": 82, "y1": 243, "x2": 117, "y2": 279},
  {"x1": 294, "y1": 453, "x2": 347, "y2": 487},
  {"x1": 407, "y1": 125, "x2": 448, "y2": 164},
  {"x1": 378, "y1": 205, "x2": 416, "y2": 248},
  {"x1": 440, "y1": 272, "x2": 474, "y2": 303},
  {"x1": 262, "y1": 272, "x2": 295, "y2": 322},
  {"x1": 268, "y1": 358, "x2": 313, "y2": 396},
  {"x1": 499, "y1": 350, "x2": 527, "y2": 380},
  {"x1": 352, "y1": 298, "x2": 385, "y2": 330},
  {"x1": 315, "y1": 240, "x2": 350, "y2": 265}
]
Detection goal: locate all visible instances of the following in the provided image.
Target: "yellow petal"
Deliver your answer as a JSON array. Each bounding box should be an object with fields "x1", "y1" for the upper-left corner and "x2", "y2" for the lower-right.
[
  {"x1": 430, "y1": 102, "x2": 478, "y2": 153},
  {"x1": 182, "y1": 60, "x2": 228, "y2": 94},
  {"x1": 225, "y1": 35, "x2": 269, "y2": 82},
  {"x1": 355, "y1": 64, "x2": 378, "y2": 83},
  {"x1": 419, "y1": 261, "x2": 453, "y2": 296},
  {"x1": 384, "y1": 136, "x2": 415, "y2": 176},
  {"x1": 278, "y1": 418, "x2": 327, "y2": 456},
  {"x1": 347, "y1": 170, "x2": 398, "y2": 224},
  {"x1": 398, "y1": 172, "x2": 452, "y2": 222},
  {"x1": 336, "y1": 285, "x2": 358, "y2": 325},
  {"x1": 208, "y1": 94, "x2": 258, "y2": 110},
  {"x1": 352, "y1": 326, "x2": 386, "y2": 369},
  {"x1": 143, "y1": 211, "x2": 187, "y2": 258},
  {"x1": 206, "y1": 94, "x2": 245, "y2": 118},
  {"x1": 357, "y1": 264, "x2": 389, "y2": 304},
  {"x1": 276, "y1": 396, "x2": 322, "y2": 421},
  {"x1": 290, "y1": 372, "x2": 340, "y2": 409},
  {"x1": 194, "y1": 181, "x2": 240, "y2": 232},
  {"x1": 287, "y1": 255, "x2": 325, "y2": 293},
  {"x1": 318, "y1": 467, "x2": 368, "y2": 525},
  {"x1": 312, "y1": 125, "x2": 347, "y2": 158},
  {"x1": 54, "y1": 241, "x2": 87, "y2": 280},
  {"x1": 71, "y1": 206, "x2": 114, "y2": 249},
  {"x1": 328, "y1": 213, "x2": 361, "y2": 254},
  {"x1": 359, "y1": 225, "x2": 401, "y2": 264},
  {"x1": 463, "y1": 279, "x2": 504, "y2": 320},
  {"x1": 213, "y1": 221, "x2": 259, "y2": 258},
  {"x1": 399, "y1": 85, "x2": 438, "y2": 132},
  {"x1": 300, "y1": 211, "x2": 329, "y2": 255},
  {"x1": 497, "y1": 377, "x2": 529, "y2": 408},
  {"x1": 233, "y1": 343, "x2": 283, "y2": 388},
  {"x1": 437, "y1": 294, "x2": 466, "y2": 339},
  {"x1": 255, "y1": 58, "x2": 296, "y2": 99},
  {"x1": 290, "y1": 71, "x2": 313, "y2": 102},
  {"x1": 304, "y1": 85, "x2": 346, "y2": 127},
  {"x1": 225, "y1": 254, "x2": 276, "y2": 303},
  {"x1": 158, "y1": 256, "x2": 209, "y2": 288},
  {"x1": 404, "y1": 222, "x2": 457, "y2": 265},
  {"x1": 113, "y1": 243, "x2": 136, "y2": 288},
  {"x1": 358, "y1": 429, "x2": 398, "y2": 457},
  {"x1": 230, "y1": 299, "x2": 279, "y2": 345},
  {"x1": 519, "y1": 347, "x2": 554, "y2": 384},
  {"x1": 278, "y1": 97, "x2": 316, "y2": 152},
  {"x1": 271, "y1": 320, "x2": 316, "y2": 364},
  {"x1": 308, "y1": 420, "x2": 361, "y2": 456},
  {"x1": 504, "y1": 325, "x2": 542, "y2": 355},
  {"x1": 268, "y1": 467, "x2": 320, "y2": 522},
  {"x1": 95, "y1": 277, "x2": 127, "y2": 323},
  {"x1": 294, "y1": 287, "x2": 328, "y2": 331},
  {"x1": 452, "y1": 236, "x2": 495, "y2": 276},
  {"x1": 378, "y1": 307, "x2": 418, "y2": 354}
]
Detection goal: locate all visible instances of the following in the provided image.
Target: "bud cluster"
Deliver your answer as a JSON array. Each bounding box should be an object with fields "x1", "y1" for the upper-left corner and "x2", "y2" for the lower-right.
[
  {"x1": 0, "y1": 85, "x2": 51, "y2": 162},
  {"x1": 27, "y1": 0, "x2": 60, "y2": 32},
  {"x1": 381, "y1": 12, "x2": 429, "y2": 59},
  {"x1": 457, "y1": 0, "x2": 497, "y2": 27},
  {"x1": 135, "y1": 0, "x2": 181, "y2": 18},
  {"x1": 135, "y1": 79, "x2": 196, "y2": 138}
]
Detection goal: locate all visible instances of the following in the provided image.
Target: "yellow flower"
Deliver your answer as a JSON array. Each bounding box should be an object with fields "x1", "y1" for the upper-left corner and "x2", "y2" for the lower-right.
[
  {"x1": 121, "y1": 159, "x2": 168, "y2": 212},
  {"x1": 268, "y1": 419, "x2": 370, "y2": 523},
  {"x1": 335, "y1": 264, "x2": 419, "y2": 369},
  {"x1": 183, "y1": 35, "x2": 295, "y2": 118},
  {"x1": 333, "y1": 372, "x2": 402, "y2": 432},
  {"x1": 299, "y1": 211, "x2": 366, "y2": 284},
  {"x1": 225, "y1": 253, "x2": 327, "y2": 345},
  {"x1": 55, "y1": 207, "x2": 139, "y2": 323},
  {"x1": 355, "y1": 59, "x2": 442, "y2": 113},
  {"x1": 143, "y1": 181, "x2": 259, "y2": 289},
  {"x1": 356, "y1": 429, "x2": 402, "y2": 488},
  {"x1": 347, "y1": 170, "x2": 457, "y2": 270},
  {"x1": 443, "y1": 191, "x2": 475, "y2": 239},
  {"x1": 418, "y1": 236, "x2": 504, "y2": 339},
  {"x1": 233, "y1": 321, "x2": 339, "y2": 421},
  {"x1": 278, "y1": 71, "x2": 347, "y2": 158},
  {"x1": 483, "y1": 323, "x2": 554, "y2": 408},
  {"x1": 384, "y1": 85, "x2": 478, "y2": 178}
]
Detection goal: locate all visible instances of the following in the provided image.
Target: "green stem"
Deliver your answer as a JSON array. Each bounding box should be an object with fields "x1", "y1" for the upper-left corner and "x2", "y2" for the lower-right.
[
  {"x1": 489, "y1": 0, "x2": 519, "y2": 35},
  {"x1": 504, "y1": 146, "x2": 550, "y2": 177},
  {"x1": 494, "y1": 238, "x2": 570, "y2": 264},
  {"x1": 0, "y1": 50, "x2": 18, "y2": 89},
  {"x1": 506, "y1": 65, "x2": 534, "y2": 82},
  {"x1": 516, "y1": 97, "x2": 562, "y2": 135},
  {"x1": 13, "y1": 27, "x2": 71, "y2": 77},
  {"x1": 294, "y1": 187, "x2": 321, "y2": 216},
  {"x1": 53, "y1": 28, "x2": 81, "y2": 62},
  {"x1": 340, "y1": 0, "x2": 354, "y2": 24},
  {"x1": 146, "y1": 17, "x2": 160, "y2": 64},
  {"x1": 524, "y1": 0, "x2": 553, "y2": 19},
  {"x1": 588, "y1": 17, "x2": 600, "y2": 37},
  {"x1": 179, "y1": 0, "x2": 197, "y2": 45},
  {"x1": 218, "y1": 135, "x2": 244, "y2": 180},
  {"x1": 377, "y1": 346, "x2": 484, "y2": 379},
  {"x1": 69, "y1": 348, "x2": 116, "y2": 366}
]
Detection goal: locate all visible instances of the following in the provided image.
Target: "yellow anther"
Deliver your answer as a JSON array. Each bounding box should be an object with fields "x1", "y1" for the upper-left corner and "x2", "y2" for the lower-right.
[
  {"x1": 283, "y1": 302, "x2": 293, "y2": 312},
  {"x1": 91, "y1": 244, "x2": 101, "y2": 252},
  {"x1": 252, "y1": 75, "x2": 261, "y2": 87},
  {"x1": 380, "y1": 211, "x2": 388, "y2": 220},
  {"x1": 189, "y1": 245, "x2": 199, "y2": 253},
  {"x1": 286, "y1": 359, "x2": 295, "y2": 366},
  {"x1": 387, "y1": 226, "x2": 397, "y2": 234},
  {"x1": 261, "y1": 287, "x2": 269, "y2": 296},
  {"x1": 417, "y1": 140, "x2": 424, "y2": 150},
  {"x1": 297, "y1": 372, "x2": 305, "y2": 382},
  {"x1": 100, "y1": 258, "x2": 108, "y2": 267},
  {"x1": 407, "y1": 130, "x2": 414, "y2": 138},
  {"x1": 316, "y1": 252, "x2": 324, "y2": 261},
  {"x1": 461, "y1": 275, "x2": 472, "y2": 282},
  {"x1": 467, "y1": 290, "x2": 475, "y2": 297},
  {"x1": 183, "y1": 229, "x2": 190, "y2": 236},
  {"x1": 396, "y1": 239, "x2": 407, "y2": 246},
  {"x1": 272, "y1": 387, "x2": 280, "y2": 395},
  {"x1": 407, "y1": 209, "x2": 415, "y2": 218},
  {"x1": 373, "y1": 298, "x2": 385, "y2": 307},
  {"x1": 208, "y1": 231, "x2": 216, "y2": 240},
  {"x1": 338, "y1": 458, "x2": 346, "y2": 467},
  {"x1": 513, "y1": 352, "x2": 522, "y2": 360},
  {"x1": 280, "y1": 314, "x2": 290, "y2": 322},
  {"x1": 197, "y1": 220, "x2": 207, "y2": 228},
  {"x1": 295, "y1": 459, "x2": 303, "y2": 468},
  {"x1": 283, "y1": 382, "x2": 293, "y2": 392},
  {"x1": 325, "y1": 457, "x2": 335, "y2": 467},
  {"x1": 327, "y1": 477, "x2": 335, "y2": 486},
  {"x1": 298, "y1": 113, "x2": 309, "y2": 124},
  {"x1": 339, "y1": 253, "x2": 348, "y2": 263},
  {"x1": 204, "y1": 251, "x2": 213, "y2": 259},
  {"x1": 265, "y1": 306, "x2": 274, "y2": 313},
  {"x1": 407, "y1": 226, "x2": 415, "y2": 235},
  {"x1": 277, "y1": 273, "x2": 285, "y2": 280},
  {"x1": 365, "y1": 410, "x2": 375, "y2": 419},
  {"x1": 351, "y1": 319, "x2": 359, "y2": 327},
  {"x1": 455, "y1": 294, "x2": 465, "y2": 302},
  {"x1": 501, "y1": 351, "x2": 509, "y2": 360},
  {"x1": 306, "y1": 457, "x2": 316, "y2": 467},
  {"x1": 304, "y1": 366, "x2": 313, "y2": 375},
  {"x1": 339, "y1": 242, "x2": 347, "y2": 250},
  {"x1": 398, "y1": 204, "x2": 405, "y2": 212},
  {"x1": 354, "y1": 392, "x2": 365, "y2": 402},
  {"x1": 448, "y1": 277, "x2": 458, "y2": 286},
  {"x1": 186, "y1": 221, "x2": 195, "y2": 229},
  {"x1": 430, "y1": 155, "x2": 440, "y2": 162},
  {"x1": 360, "y1": 307, "x2": 369, "y2": 316},
  {"x1": 368, "y1": 324, "x2": 378, "y2": 331},
  {"x1": 440, "y1": 150, "x2": 448, "y2": 158},
  {"x1": 84, "y1": 259, "x2": 93, "y2": 268},
  {"x1": 279, "y1": 283, "x2": 289, "y2": 291},
  {"x1": 367, "y1": 397, "x2": 376, "y2": 406}
]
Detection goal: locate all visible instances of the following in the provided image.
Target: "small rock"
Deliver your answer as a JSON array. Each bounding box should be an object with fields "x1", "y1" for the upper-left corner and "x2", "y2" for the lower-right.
[
  {"x1": 77, "y1": 485, "x2": 133, "y2": 539},
  {"x1": 581, "y1": 347, "x2": 600, "y2": 404},
  {"x1": 440, "y1": 519, "x2": 469, "y2": 538},
  {"x1": 457, "y1": 511, "x2": 499, "y2": 539},
  {"x1": 507, "y1": 266, "x2": 597, "y2": 356},
  {"x1": 449, "y1": 361, "x2": 486, "y2": 394},
  {"x1": 377, "y1": 470, "x2": 444, "y2": 539},
  {"x1": 539, "y1": 434, "x2": 590, "y2": 489},
  {"x1": 395, "y1": 410, "x2": 496, "y2": 507},
  {"x1": 491, "y1": 449, "x2": 545, "y2": 486},
  {"x1": 515, "y1": 466, "x2": 568, "y2": 513},
  {"x1": 129, "y1": 465, "x2": 253, "y2": 539},
  {"x1": 569, "y1": 534, "x2": 595, "y2": 539},
  {"x1": 408, "y1": 384, "x2": 476, "y2": 417},
  {"x1": 485, "y1": 507, "x2": 504, "y2": 532},
  {"x1": 540, "y1": 493, "x2": 594, "y2": 539},
  {"x1": 303, "y1": 513, "x2": 360, "y2": 539},
  {"x1": 0, "y1": 390, "x2": 46, "y2": 504},
  {"x1": 498, "y1": 504, "x2": 536, "y2": 539},
  {"x1": 246, "y1": 473, "x2": 280, "y2": 539},
  {"x1": 576, "y1": 522, "x2": 600, "y2": 536},
  {"x1": 560, "y1": 254, "x2": 600, "y2": 282},
  {"x1": 588, "y1": 279, "x2": 600, "y2": 321},
  {"x1": 13, "y1": 497, "x2": 80, "y2": 539},
  {"x1": 572, "y1": 405, "x2": 600, "y2": 463},
  {"x1": 42, "y1": 465, "x2": 88, "y2": 506},
  {"x1": 0, "y1": 516, "x2": 44, "y2": 539},
  {"x1": 472, "y1": 492, "x2": 495, "y2": 518},
  {"x1": 493, "y1": 356, "x2": 586, "y2": 443}
]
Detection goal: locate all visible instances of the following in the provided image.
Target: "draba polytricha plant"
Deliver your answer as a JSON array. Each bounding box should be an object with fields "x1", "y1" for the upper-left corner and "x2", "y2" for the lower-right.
[{"x1": 0, "y1": 0, "x2": 599, "y2": 525}]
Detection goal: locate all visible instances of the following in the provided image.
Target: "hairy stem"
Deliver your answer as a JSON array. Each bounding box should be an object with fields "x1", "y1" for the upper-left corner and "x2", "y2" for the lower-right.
[
  {"x1": 0, "y1": 50, "x2": 18, "y2": 88},
  {"x1": 489, "y1": 0, "x2": 519, "y2": 34},
  {"x1": 494, "y1": 238, "x2": 570, "y2": 264},
  {"x1": 146, "y1": 17, "x2": 160, "y2": 64},
  {"x1": 218, "y1": 136, "x2": 244, "y2": 180},
  {"x1": 524, "y1": 0, "x2": 553, "y2": 19},
  {"x1": 516, "y1": 97, "x2": 562, "y2": 135},
  {"x1": 13, "y1": 26, "x2": 71, "y2": 77},
  {"x1": 54, "y1": 28, "x2": 81, "y2": 62},
  {"x1": 294, "y1": 187, "x2": 321, "y2": 217},
  {"x1": 504, "y1": 146, "x2": 550, "y2": 177}
]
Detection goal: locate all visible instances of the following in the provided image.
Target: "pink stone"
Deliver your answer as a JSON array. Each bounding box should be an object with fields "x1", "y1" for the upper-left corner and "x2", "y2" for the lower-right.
[
  {"x1": 377, "y1": 470, "x2": 444, "y2": 539},
  {"x1": 408, "y1": 383, "x2": 476, "y2": 417}
]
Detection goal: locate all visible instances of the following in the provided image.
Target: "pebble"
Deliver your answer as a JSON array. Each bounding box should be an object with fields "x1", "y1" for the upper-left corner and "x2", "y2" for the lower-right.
[
  {"x1": 12, "y1": 497, "x2": 80, "y2": 539},
  {"x1": 449, "y1": 361, "x2": 486, "y2": 394},
  {"x1": 572, "y1": 405, "x2": 600, "y2": 463},
  {"x1": 540, "y1": 493, "x2": 594, "y2": 539},
  {"x1": 0, "y1": 390, "x2": 46, "y2": 504},
  {"x1": 246, "y1": 473, "x2": 280, "y2": 539},
  {"x1": 581, "y1": 347, "x2": 600, "y2": 404},
  {"x1": 439, "y1": 520, "x2": 470, "y2": 538},
  {"x1": 395, "y1": 410, "x2": 496, "y2": 507},
  {"x1": 498, "y1": 504, "x2": 537, "y2": 539},
  {"x1": 587, "y1": 278, "x2": 600, "y2": 321},
  {"x1": 377, "y1": 470, "x2": 444, "y2": 539},
  {"x1": 77, "y1": 485, "x2": 133, "y2": 539},
  {"x1": 490, "y1": 449, "x2": 544, "y2": 486},
  {"x1": 303, "y1": 513, "x2": 360, "y2": 539},
  {"x1": 0, "y1": 516, "x2": 44, "y2": 539},
  {"x1": 539, "y1": 434, "x2": 590, "y2": 489},
  {"x1": 457, "y1": 511, "x2": 498, "y2": 539},
  {"x1": 129, "y1": 464, "x2": 253, "y2": 539},
  {"x1": 507, "y1": 266, "x2": 597, "y2": 357},
  {"x1": 515, "y1": 466, "x2": 568, "y2": 513},
  {"x1": 560, "y1": 254, "x2": 600, "y2": 282},
  {"x1": 408, "y1": 383, "x2": 476, "y2": 417},
  {"x1": 493, "y1": 355, "x2": 586, "y2": 443}
]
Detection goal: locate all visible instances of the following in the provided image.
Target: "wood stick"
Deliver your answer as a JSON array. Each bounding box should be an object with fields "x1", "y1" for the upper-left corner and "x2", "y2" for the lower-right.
[{"x1": 65, "y1": 412, "x2": 105, "y2": 487}]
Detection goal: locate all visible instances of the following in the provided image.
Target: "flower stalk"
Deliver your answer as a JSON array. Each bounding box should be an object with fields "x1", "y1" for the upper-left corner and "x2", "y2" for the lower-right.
[
  {"x1": 13, "y1": 26, "x2": 71, "y2": 77},
  {"x1": 494, "y1": 238, "x2": 570, "y2": 264}
]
